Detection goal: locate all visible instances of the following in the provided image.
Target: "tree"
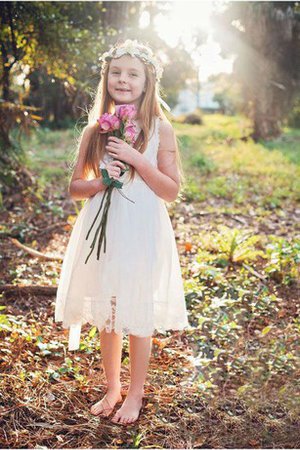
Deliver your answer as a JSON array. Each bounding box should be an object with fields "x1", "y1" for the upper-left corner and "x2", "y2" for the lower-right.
[
  {"x1": 0, "y1": 0, "x2": 198, "y2": 198},
  {"x1": 209, "y1": 73, "x2": 242, "y2": 115},
  {"x1": 212, "y1": 2, "x2": 300, "y2": 140}
]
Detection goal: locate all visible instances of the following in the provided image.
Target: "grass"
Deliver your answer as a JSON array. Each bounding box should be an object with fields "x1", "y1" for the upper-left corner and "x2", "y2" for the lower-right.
[
  {"x1": 20, "y1": 126, "x2": 79, "y2": 190},
  {"x1": 19, "y1": 113, "x2": 300, "y2": 207},
  {"x1": 260, "y1": 126, "x2": 300, "y2": 165},
  {"x1": 176, "y1": 114, "x2": 300, "y2": 208}
]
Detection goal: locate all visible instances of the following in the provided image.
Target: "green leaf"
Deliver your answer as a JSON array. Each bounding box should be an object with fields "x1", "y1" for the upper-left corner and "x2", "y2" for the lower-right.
[
  {"x1": 261, "y1": 326, "x2": 272, "y2": 335},
  {"x1": 89, "y1": 326, "x2": 97, "y2": 338},
  {"x1": 101, "y1": 168, "x2": 113, "y2": 186}
]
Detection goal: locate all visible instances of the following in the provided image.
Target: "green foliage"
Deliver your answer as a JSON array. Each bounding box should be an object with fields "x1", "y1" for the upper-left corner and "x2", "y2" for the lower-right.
[
  {"x1": 20, "y1": 127, "x2": 75, "y2": 192},
  {"x1": 190, "y1": 153, "x2": 215, "y2": 173},
  {"x1": 174, "y1": 114, "x2": 299, "y2": 409},
  {"x1": 210, "y1": 72, "x2": 243, "y2": 115},
  {"x1": 264, "y1": 236, "x2": 300, "y2": 285},
  {"x1": 36, "y1": 340, "x2": 64, "y2": 357},
  {"x1": 0, "y1": 101, "x2": 42, "y2": 196},
  {"x1": 1, "y1": 2, "x2": 108, "y2": 84},
  {"x1": 206, "y1": 176, "x2": 230, "y2": 198},
  {"x1": 197, "y1": 225, "x2": 265, "y2": 266},
  {"x1": 132, "y1": 432, "x2": 144, "y2": 448},
  {"x1": 181, "y1": 177, "x2": 206, "y2": 202},
  {"x1": 0, "y1": 306, "x2": 13, "y2": 330},
  {"x1": 287, "y1": 95, "x2": 300, "y2": 128},
  {"x1": 260, "y1": 127, "x2": 300, "y2": 166},
  {"x1": 185, "y1": 254, "x2": 298, "y2": 403},
  {"x1": 175, "y1": 114, "x2": 300, "y2": 205},
  {"x1": 46, "y1": 356, "x2": 87, "y2": 384},
  {"x1": 160, "y1": 45, "x2": 198, "y2": 108}
]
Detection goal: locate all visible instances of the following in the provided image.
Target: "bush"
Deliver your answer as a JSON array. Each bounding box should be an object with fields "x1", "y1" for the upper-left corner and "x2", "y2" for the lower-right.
[
  {"x1": 183, "y1": 113, "x2": 203, "y2": 125},
  {"x1": 287, "y1": 96, "x2": 300, "y2": 128},
  {"x1": 173, "y1": 109, "x2": 203, "y2": 125}
]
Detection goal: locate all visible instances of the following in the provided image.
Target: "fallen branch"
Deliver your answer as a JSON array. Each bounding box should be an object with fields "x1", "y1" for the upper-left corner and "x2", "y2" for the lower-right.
[
  {"x1": 242, "y1": 262, "x2": 267, "y2": 282},
  {"x1": 10, "y1": 238, "x2": 63, "y2": 260},
  {"x1": 0, "y1": 222, "x2": 70, "y2": 239},
  {"x1": 37, "y1": 221, "x2": 70, "y2": 235},
  {"x1": 222, "y1": 213, "x2": 248, "y2": 225},
  {"x1": 0, "y1": 284, "x2": 57, "y2": 295}
]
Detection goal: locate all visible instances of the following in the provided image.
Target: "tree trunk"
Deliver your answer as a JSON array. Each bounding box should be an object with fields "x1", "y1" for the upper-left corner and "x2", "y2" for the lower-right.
[{"x1": 0, "y1": 44, "x2": 11, "y2": 101}]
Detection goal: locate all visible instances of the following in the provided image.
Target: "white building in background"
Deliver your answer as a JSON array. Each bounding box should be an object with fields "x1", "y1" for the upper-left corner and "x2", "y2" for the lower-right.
[{"x1": 171, "y1": 80, "x2": 221, "y2": 116}]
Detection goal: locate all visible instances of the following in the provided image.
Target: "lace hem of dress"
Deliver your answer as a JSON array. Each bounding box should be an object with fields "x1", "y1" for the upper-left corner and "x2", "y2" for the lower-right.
[{"x1": 66, "y1": 321, "x2": 192, "y2": 351}]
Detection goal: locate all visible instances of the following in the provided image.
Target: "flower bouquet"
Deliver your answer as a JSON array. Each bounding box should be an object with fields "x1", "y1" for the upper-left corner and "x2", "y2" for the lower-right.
[{"x1": 84, "y1": 104, "x2": 137, "y2": 264}]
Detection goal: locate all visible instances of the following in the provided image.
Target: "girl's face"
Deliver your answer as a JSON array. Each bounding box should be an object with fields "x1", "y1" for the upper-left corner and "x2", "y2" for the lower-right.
[{"x1": 107, "y1": 55, "x2": 146, "y2": 109}]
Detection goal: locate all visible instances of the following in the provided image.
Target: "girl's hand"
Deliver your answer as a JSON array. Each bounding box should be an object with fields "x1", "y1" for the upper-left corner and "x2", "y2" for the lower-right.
[
  {"x1": 106, "y1": 136, "x2": 141, "y2": 166},
  {"x1": 105, "y1": 160, "x2": 126, "y2": 180}
]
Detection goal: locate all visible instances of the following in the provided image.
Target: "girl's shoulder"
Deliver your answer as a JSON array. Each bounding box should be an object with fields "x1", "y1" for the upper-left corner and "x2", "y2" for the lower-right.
[
  {"x1": 85, "y1": 122, "x2": 99, "y2": 133},
  {"x1": 156, "y1": 115, "x2": 175, "y2": 138},
  {"x1": 79, "y1": 122, "x2": 98, "y2": 138},
  {"x1": 157, "y1": 115, "x2": 173, "y2": 127},
  {"x1": 79, "y1": 122, "x2": 99, "y2": 143}
]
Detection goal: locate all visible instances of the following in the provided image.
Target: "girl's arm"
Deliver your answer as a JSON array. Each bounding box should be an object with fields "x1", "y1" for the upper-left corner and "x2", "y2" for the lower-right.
[
  {"x1": 134, "y1": 120, "x2": 180, "y2": 202},
  {"x1": 69, "y1": 125, "x2": 106, "y2": 201}
]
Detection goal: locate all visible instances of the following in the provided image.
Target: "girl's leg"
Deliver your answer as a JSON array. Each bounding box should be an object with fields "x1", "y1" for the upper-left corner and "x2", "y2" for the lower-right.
[
  {"x1": 128, "y1": 334, "x2": 152, "y2": 395},
  {"x1": 90, "y1": 329, "x2": 123, "y2": 416},
  {"x1": 111, "y1": 335, "x2": 152, "y2": 424}
]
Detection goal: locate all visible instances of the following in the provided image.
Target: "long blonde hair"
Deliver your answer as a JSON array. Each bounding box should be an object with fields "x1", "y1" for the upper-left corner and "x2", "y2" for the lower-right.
[{"x1": 71, "y1": 42, "x2": 185, "y2": 187}]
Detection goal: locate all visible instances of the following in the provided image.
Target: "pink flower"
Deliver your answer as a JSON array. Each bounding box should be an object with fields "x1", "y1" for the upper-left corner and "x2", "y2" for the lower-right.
[
  {"x1": 115, "y1": 104, "x2": 136, "y2": 121},
  {"x1": 124, "y1": 123, "x2": 137, "y2": 143},
  {"x1": 97, "y1": 113, "x2": 121, "y2": 133}
]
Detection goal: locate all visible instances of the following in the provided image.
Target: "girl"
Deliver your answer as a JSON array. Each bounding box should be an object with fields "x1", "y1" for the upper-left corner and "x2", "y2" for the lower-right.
[{"x1": 55, "y1": 39, "x2": 190, "y2": 425}]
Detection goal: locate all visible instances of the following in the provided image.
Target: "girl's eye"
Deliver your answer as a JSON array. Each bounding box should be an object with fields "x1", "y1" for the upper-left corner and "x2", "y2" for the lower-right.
[{"x1": 110, "y1": 70, "x2": 138, "y2": 77}]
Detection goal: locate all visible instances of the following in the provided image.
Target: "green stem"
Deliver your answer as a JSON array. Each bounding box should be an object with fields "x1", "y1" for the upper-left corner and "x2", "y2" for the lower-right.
[
  {"x1": 103, "y1": 188, "x2": 113, "y2": 253},
  {"x1": 85, "y1": 188, "x2": 108, "y2": 241},
  {"x1": 85, "y1": 221, "x2": 102, "y2": 264},
  {"x1": 85, "y1": 189, "x2": 110, "y2": 264},
  {"x1": 96, "y1": 187, "x2": 112, "y2": 259}
]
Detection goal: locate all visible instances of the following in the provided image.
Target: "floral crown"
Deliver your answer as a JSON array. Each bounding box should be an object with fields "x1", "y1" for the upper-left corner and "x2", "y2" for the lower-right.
[{"x1": 99, "y1": 39, "x2": 163, "y2": 81}]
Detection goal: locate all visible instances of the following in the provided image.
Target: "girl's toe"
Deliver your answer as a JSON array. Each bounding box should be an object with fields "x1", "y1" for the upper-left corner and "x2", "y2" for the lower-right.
[{"x1": 90, "y1": 406, "x2": 98, "y2": 414}]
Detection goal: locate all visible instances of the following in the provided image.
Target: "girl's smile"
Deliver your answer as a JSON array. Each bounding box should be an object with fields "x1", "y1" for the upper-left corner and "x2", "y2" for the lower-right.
[{"x1": 115, "y1": 88, "x2": 131, "y2": 93}]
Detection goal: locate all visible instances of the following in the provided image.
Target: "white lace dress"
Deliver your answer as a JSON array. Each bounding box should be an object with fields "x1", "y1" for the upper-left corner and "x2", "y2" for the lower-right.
[{"x1": 55, "y1": 116, "x2": 191, "y2": 350}]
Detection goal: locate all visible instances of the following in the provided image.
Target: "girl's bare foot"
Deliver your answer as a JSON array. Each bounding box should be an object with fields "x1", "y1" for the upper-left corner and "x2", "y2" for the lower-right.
[
  {"x1": 111, "y1": 391, "x2": 144, "y2": 425},
  {"x1": 90, "y1": 387, "x2": 123, "y2": 417}
]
